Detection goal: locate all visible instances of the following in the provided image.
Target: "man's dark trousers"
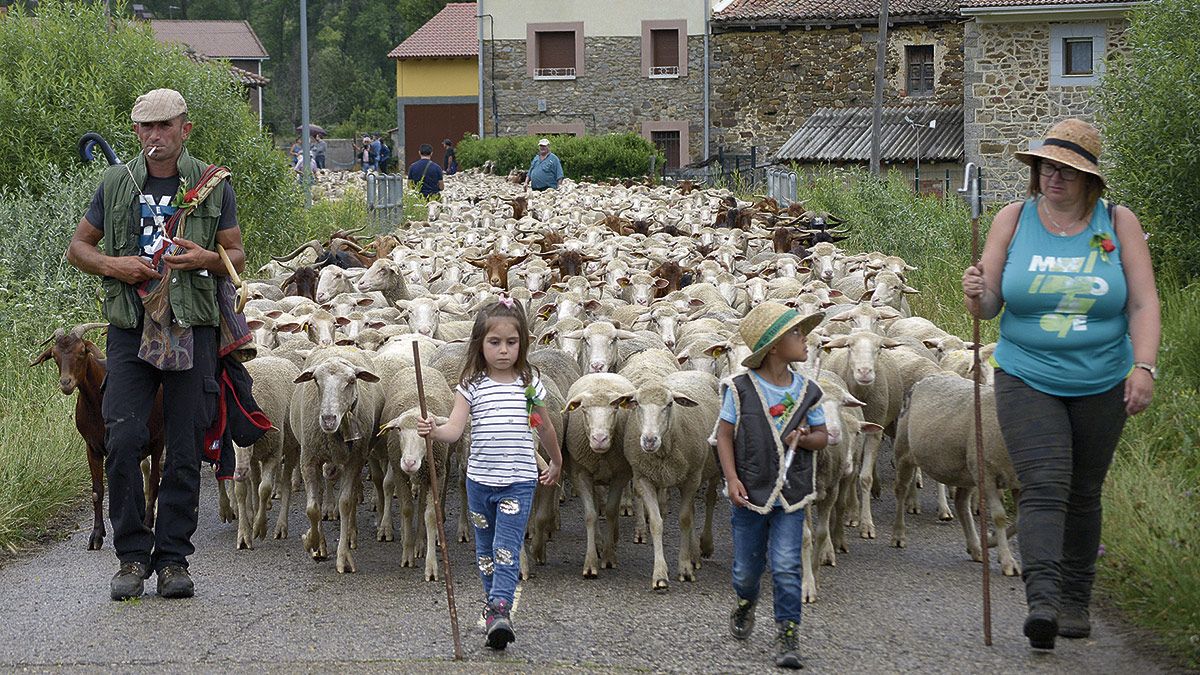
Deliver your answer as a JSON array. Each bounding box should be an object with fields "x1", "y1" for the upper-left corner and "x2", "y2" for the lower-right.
[{"x1": 103, "y1": 320, "x2": 219, "y2": 572}]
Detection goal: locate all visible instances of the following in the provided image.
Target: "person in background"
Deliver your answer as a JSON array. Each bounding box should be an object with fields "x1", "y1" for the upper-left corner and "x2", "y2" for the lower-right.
[
  {"x1": 526, "y1": 138, "x2": 562, "y2": 191},
  {"x1": 962, "y1": 118, "x2": 1160, "y2": 651},
  {"x1": 312, "y1": 134, "x2": 327, "y2": 171},
  {"x1": 443, "y1": 138, "x2": 458, "y2": 175},
  {"x1": 407, "y1": 143, "x2": 445, "y2": 198},
  {"x1": 370, "y1": 135, "x2": 384, "y2": 172},
  {"x1": 378, "y1": 138, "x2": 393, "y2": 173},
  {"x1": 288, "y1": 137, "x2": 301, "y2": 169},
  {"x1": 361, "y1": 136, "x2": 373, "y2": 174}
]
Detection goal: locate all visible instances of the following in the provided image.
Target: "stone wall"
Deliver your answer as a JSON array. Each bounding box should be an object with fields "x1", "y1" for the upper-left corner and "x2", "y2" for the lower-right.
[
  {"x1": 710, "y1": 22, "x2": 964, "y2": 157},
  {"x1": 963, "y1": 19, "x2": 1130, "y2": 203},
  {"x1": 482, "y1": 36, "x2": 705, "y2": 162}
]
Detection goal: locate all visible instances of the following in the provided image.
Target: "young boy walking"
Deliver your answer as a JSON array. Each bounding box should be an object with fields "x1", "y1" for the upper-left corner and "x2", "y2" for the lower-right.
[{"x1": 715, "y1": 302, "x2": 828, "y2": 669}]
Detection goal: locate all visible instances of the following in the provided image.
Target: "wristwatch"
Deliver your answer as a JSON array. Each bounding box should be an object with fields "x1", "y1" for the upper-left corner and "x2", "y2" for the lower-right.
[{"x1": 1133, "y1": 362, "x2": 1158, "y2": 380}]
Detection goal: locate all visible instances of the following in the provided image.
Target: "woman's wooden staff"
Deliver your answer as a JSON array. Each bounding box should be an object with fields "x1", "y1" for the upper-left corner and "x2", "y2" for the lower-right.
[
  {"x1": 411, "y1": 342, "x2": 463, "y2": 660},
  {"x1": 957, "y1": 162, "x2": 993, "y2": 646}
]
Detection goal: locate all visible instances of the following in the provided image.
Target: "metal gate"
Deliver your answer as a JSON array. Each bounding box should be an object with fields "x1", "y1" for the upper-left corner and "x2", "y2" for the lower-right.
[
  {"x1": 766, "y1": 167, "x2": 798, "y2": 207},
  {"x1": 366, "y1": 173, "x2": 407, "y2": 230}
]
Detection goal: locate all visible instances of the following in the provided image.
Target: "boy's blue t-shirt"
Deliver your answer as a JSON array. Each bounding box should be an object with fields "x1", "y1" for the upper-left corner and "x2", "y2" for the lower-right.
[{"x1": 720, "y1": 370, "x2": 826, "y2": 431}]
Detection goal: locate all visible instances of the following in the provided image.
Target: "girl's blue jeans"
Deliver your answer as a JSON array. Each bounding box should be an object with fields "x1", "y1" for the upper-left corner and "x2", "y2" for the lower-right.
[
  {"x1": 465, "y1": 478, "x2": 537, "y2": 605},
  {"x1": 731, "y1": 504, "x2": 805, "y2": 624}
]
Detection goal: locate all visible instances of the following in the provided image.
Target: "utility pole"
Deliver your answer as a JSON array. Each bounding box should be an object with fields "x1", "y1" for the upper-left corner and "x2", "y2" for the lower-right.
[
  {"x1": 300, "y1": 0, "x2": 312, "y2": 208},
  {"x1": 870, "y1": 0, "x2": 890, "y2": 175}
]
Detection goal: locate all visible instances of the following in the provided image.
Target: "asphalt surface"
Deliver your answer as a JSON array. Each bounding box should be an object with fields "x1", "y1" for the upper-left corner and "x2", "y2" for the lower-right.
[{"x1": 0, "y1": 446, "x2": 1171, "y2": 674}]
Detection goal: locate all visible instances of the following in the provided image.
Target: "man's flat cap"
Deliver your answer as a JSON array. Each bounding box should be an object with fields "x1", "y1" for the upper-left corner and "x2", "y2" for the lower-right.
[{"x1": 131, "y1": 88, "x2": 188, "y2": 123}]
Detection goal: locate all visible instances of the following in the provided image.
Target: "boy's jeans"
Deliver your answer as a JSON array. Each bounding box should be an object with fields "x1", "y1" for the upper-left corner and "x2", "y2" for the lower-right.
[
  {"x1": 466, "y1": 478, "x2": 537, "y2": 605},
  {"x1": 731, "y1": 504, "x2": 805, "y2": 623}
]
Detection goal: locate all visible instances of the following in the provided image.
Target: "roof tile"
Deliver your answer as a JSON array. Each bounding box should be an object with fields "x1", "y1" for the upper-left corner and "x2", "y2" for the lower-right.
[
  {"x1": 961, "y1": 0, "x2": 1136, "y2": 7},
  {"x1": 150, "y1": 20, "x2": 268, "y2": 60},
  {"x1": 713, "y1": 0, "x2": 959, "y2": 22},
  {"x1": 388, "y1": 3, "x2": 478, "y2": 60}
]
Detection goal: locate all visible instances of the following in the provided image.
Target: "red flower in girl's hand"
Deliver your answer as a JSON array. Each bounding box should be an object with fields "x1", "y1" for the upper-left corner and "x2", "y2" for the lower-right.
[
  {"x1": 529, "y1": 412, "x2": 543, "y2": 429},
  {"x1": 768, "y1": 404, "x2": 786, "y2": 417},
  {"x1": 1101, "y1": 238, "x2": 1115, "y2": 253}
]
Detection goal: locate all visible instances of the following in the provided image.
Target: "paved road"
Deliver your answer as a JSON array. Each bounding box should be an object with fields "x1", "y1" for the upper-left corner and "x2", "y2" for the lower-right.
[{"x1": 0, "y1": 450, "x2": 1169, "y2": 674}]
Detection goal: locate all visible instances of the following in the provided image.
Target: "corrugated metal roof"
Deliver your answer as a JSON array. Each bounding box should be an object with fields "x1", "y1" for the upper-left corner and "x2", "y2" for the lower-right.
[
  {"x1": 151, "y1": 20, "x2": 268, "y2": 60},
  {"x1": 775, "y1": 104, "x2": 963, "y2": 162},
  {"x1": 713, "y1": 0, "x2": 959, "y2": 22},
  {"x1": 388, "y1": 3, "x2": 478, "y2": 60}
]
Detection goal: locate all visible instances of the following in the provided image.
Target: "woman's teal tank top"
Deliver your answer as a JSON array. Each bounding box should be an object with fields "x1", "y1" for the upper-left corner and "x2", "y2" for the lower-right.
[{"x1": 994, "y1": 197, "x2": 1132, "y2": 397}]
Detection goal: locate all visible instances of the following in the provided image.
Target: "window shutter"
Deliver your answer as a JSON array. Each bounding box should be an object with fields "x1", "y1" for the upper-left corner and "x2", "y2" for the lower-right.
[
  {"x1": 651, "y1": 29, "x2": 679, "y2": 68},
  {"x1": 538, "y1": 31, "x2": 576, "y2": 70}
]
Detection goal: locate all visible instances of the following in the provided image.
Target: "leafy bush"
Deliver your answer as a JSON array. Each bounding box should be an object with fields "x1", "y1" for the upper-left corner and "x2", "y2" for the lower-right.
[
  {"x1": 1100, "y1": 0, "x2": 1200, "y2": 281},
  {"x1": 456, "y1": 133, "x2": 663, "y2": 181},
  {"x1": 0, "y1": 0, "x2": 304, "y2": 266}
]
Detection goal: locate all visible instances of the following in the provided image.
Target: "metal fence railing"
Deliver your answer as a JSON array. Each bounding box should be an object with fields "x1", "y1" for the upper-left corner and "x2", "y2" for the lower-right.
[
  {"x1": 766, "y1": 167, "x2": 799, "y2": 207},
  {"x1": 365, "y1": 172, "x2": 407, "y2": 230}
]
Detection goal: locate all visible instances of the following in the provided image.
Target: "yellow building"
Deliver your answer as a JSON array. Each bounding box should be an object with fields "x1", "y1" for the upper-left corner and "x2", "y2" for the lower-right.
[{"x1": 388, "y1": 2, "x2": 479, "y2": 167}]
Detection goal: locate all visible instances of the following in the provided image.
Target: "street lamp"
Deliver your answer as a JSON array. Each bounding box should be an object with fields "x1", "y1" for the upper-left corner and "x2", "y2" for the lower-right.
[{"x1": 904, "y1": 116, "x2": 937, "y2": 193}]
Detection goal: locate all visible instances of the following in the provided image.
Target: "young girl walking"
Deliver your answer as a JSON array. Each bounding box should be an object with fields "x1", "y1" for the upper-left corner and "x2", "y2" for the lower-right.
[{"x1": 417, "y1": 296, "x2": 563, "y2": 650}]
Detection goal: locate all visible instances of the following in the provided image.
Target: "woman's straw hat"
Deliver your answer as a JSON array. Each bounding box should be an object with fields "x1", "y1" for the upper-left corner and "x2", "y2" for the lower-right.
[
  {"x1": 1014, "y1": 118, "x2": 1105, "y2": 186},
  {"x1": 739, "y1": 302, "x2": 823, "y2": 369}
]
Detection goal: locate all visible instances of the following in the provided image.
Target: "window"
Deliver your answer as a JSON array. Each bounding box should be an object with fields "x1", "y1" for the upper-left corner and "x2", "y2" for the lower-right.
[
  {"x1": 527, "y1": 22, "x2": 585, "y2": 79},
  {"x1": 652, "y1": 131, "x2": 682, "y2": 171},
  {"x1": 642, "y1": 20, "x2": 688, "y2": 78},
  {"x1": 905, "y1": 45, "x2": 934, "y2": 96},
  {"x1": 1050, "y1": 24, "x2": 1106, "y2": 86},
  {"x1": 1063, "y1": 38, "x2": 1093, "y2": 75}
]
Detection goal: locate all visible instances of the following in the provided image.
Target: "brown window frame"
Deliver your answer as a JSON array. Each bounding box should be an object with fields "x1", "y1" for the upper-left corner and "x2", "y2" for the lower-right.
[
  {"x1": 527, "y1": 22, "x2": 585, "y2": 79},
  {"x1": 641, "y1": 120, "x2": 690, "y2": 171},
  {"x1": 641, "y1": 20, "x2": 688, "y2": 79},
  {"x1": 526, "y1": 123, "x2": 586, "y2": 137},
  {"x1": 905, "y1": 44, "x2": 935, "y2": 96}
]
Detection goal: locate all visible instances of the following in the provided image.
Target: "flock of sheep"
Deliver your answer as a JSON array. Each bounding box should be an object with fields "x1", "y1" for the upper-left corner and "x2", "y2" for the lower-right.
[{"x1": 41, "y1": 169, "x2": 1021, "y2": 597}]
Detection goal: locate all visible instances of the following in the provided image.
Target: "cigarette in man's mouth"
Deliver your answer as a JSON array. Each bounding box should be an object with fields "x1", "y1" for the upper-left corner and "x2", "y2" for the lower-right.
[{"x1": 146, "y1": 147, "x2": 157, "y2": 157}]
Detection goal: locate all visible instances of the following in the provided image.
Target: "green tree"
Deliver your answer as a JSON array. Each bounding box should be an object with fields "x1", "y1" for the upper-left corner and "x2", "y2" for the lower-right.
[{"x1": 1101, "y1": 0, "x2": 1200, "y2": 281}]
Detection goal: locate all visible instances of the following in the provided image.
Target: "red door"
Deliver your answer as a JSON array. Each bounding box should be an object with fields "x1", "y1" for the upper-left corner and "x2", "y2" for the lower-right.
[{"x1": 404, "y1": 103, "x2": 477, "y2": 168}]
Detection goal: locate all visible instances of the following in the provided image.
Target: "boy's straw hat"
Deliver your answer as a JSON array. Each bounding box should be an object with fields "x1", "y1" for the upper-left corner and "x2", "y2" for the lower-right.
[
  {"x1": 1013, "y1": 118, "x2": 1105, "y2": 186},
  {"x1": 739, "y1": 302, "x2": 823, "y2": 369}
]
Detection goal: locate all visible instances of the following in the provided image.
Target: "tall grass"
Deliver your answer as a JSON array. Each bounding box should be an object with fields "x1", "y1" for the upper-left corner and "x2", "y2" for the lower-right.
[{"x1": 798, "y1": 167, "x2": 1199, "y2": 667}]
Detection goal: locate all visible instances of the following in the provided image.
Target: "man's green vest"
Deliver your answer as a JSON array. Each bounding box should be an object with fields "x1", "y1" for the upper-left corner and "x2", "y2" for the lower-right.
[{"x1": 100, "y1": 149, "x2": 223, "y2": 329}]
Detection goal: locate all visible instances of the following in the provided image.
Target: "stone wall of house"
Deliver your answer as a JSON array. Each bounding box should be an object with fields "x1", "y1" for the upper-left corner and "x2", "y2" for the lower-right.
[
  {"x1": 710, "y1": 22, "x2": 964, "y2": 157},
  {"x1": 483, "y1": 37, "x2": 705, "y2": 162},
  {"x1": 963, "y1": 19, "x2": 1130, "y2": 202}
]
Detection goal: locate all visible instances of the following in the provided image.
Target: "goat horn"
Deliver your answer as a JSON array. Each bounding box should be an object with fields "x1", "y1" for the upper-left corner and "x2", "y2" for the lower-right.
[
  {"x1": 272, "y1": 239, "x2": 322, "y2": 263},
  {"x1": 330, "y1": 238, "x2": 365, "y2": 253},
  {"x1": 71, "y1": 322, "x2": 109, "y2": 339},
  {"x1": 39, "y1": 327, "x2": 68, "y2": 346}
]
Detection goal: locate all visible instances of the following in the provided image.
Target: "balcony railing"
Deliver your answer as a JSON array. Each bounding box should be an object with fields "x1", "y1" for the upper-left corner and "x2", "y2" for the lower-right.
[
  {"x1": 649, "y1": 65, "x2": 680, "y2": 78},
  {"x1": 534, "y1": 67, "x2": 576, "y2": 80}
]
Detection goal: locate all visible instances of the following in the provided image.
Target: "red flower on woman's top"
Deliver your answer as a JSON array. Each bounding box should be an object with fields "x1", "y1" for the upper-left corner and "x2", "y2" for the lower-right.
[
  {"x1": 768, "y1": 404, "x2": 787, "y2": 417},
  {"x1": 1090, "y1": 232, "x2": 1116, "y2": 262},
  {"x1": 1100, "y1": 238, "x2": 1115, "y2": 253}
]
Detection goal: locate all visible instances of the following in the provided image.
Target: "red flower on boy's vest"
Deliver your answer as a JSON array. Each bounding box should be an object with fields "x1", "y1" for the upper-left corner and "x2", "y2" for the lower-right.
[
  {"x1": 529, "y1": 412, "x2": 543, "y2": 429},
  {"x1": 768, "y1": 403, "x2": 787, "y2": 417}
]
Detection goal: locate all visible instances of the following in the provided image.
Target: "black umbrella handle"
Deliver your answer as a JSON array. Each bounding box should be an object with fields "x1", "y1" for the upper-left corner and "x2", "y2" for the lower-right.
[{"x1": 79, "y1": 132, "x2": 121, "y2": 166}]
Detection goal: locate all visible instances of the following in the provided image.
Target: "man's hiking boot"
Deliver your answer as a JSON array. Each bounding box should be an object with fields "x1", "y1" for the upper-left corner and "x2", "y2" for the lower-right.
[
  {"x1": 774, "y1": 620, "x2": 803, "y2": 669},
  {"x1": 110, "y1": 561, "x2": 149, "y2": 601},
  {"x1": 484, "y1": 599, "x2": 515, "y2": 650},
  {"x1": 156, "y1": 564, "x2": 194, "y2": 599},
  {"x1": 1058, "y1": 606, "x2": 1091, "y2": 639},
  {"x1": 1024, "y1": 606, "x2": 1058, "y2": 650},
  {"x1": 730, "y1": 597, "x2": 756, "y2": 640}
]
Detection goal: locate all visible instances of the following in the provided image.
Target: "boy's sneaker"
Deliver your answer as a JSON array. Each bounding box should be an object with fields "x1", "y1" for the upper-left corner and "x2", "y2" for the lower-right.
[
  {"x1": 730, "y1": 598, "x2": 756, "y2": 640},
  {"x1": 156, "y1": 565, "x2": 194, "y2": 599},
  {"x1": 110, "y1": 561, "x2": 149, "y2": 601},
  {"x1": 775, "y1": 620, "x2": 803, "y2": 669},
  {"x1": 484, "y1": 599, "x2": 515, "y2": 650},
  {"x1": 1058, "y1": 606, "x2": 1091, "y2": 639}
]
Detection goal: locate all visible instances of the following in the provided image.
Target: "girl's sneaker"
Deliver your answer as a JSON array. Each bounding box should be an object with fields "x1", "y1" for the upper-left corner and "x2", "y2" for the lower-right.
[
  {"x1": 485, "y1": 599, "x2": 516, "y2": 650},
  {"x1": 775, "y1": 620, "x2": 803, "y2": 669},
  {"x1": 730, "y1": 598, "x2": 756, "y2": 639}
]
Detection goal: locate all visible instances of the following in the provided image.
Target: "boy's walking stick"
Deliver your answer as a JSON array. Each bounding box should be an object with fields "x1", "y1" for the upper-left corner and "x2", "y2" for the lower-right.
[
  {"x1": 957, "y1": 163, "x2": 992, "y2": 646},
  {"x1": 411, "y1": 342, "x2": 463, "y2": 660}
]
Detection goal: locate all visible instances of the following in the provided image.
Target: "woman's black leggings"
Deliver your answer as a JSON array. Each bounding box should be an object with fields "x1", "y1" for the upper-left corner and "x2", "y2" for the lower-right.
[{"x1": 993, "y1": 369, "x2": 1127, "y2": 612}]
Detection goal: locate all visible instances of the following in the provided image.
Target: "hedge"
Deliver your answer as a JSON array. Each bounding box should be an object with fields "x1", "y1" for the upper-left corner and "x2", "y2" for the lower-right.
[{"x1": 455, "y1": 133, "x2": 664, "y2": 181}]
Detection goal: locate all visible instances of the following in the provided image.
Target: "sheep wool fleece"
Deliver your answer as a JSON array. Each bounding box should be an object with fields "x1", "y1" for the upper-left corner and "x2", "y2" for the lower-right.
[
  {"x1": 100, "y1": 149, "x2": 223, "y2": 330},
  {"x1": 730, "y1": 373, "x2": 823, "y2": 513}
]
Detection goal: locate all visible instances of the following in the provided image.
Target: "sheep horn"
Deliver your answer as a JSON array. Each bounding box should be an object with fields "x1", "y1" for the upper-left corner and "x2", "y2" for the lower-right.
[{"x1": 272, "y1": 239, "x2": 323, "y2": 263}]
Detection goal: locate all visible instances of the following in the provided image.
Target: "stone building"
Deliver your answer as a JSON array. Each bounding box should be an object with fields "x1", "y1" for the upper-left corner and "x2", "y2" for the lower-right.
[
  {"x1": 961, "y1": 0, "x2": 1142, "y2": 202},
  {"x1": 709, "y1": 0, "x2": 963, "y2": 159},
  {"x1": 480, "y1": 0, "x2": 708, "y2": 170}
]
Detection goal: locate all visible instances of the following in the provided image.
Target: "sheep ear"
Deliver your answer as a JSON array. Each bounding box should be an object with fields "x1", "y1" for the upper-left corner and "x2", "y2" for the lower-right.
[
  {"x1": 704, "y1": 343, "x2": 730, "y2": 358},
  {"x1": 676, "y1": 354, "x2": 690, "y2": 365},
  {"x1": 356, "y1": 369, "x2": 381, "y2": 383},
  {"x1": 538, "y1": 331, "x2": 558, "y2": 345},
  {"x1": 828, "y1": 289, "x2": 843, "y2": 298},
  {"x1": 881, "y1": 338, "x2": 906, "y2": 349},
  {"x1": 584, "y1": 299, "x2": 603, "y2": 312},
  {"x1": 841, "y1": 393, "x2": 866, "y2": 407},
  {"x1": 653, "y1": 278, "x2": 669, "y2": 288},
  {"x1": 617, "y1": 276, "x2": 631, "y2": 287},
  {"x1": 562, "y1": 329, "x2": 585, "y2": 340},
  {"x1": 294, "y1": 369, "x2": 315, "y2": 384},
  {"x1": 859, "y1": 421, "x2": 884, "y2": 434},
  {"x1": 902, "y1": 285, "x2": 920, "y2": 294},
  {"x1": 613, "y1": 395, "x2": 638, "y2": 409},
  {"x1": 823, "y1": 335, "x2": 851, "y2": 350},
  {"x1": 563, "y1": 399, "x2": 583, "y2": 413},
  {"x1": 672, "y1": 394, "x2": 700, "y2": 408}
]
